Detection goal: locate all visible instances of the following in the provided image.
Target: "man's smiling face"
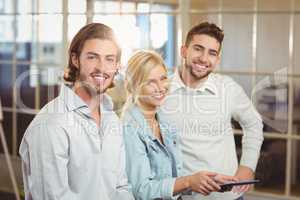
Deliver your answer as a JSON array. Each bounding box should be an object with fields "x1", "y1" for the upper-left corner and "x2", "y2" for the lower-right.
[
  {"x1": 72, "y1": 38, "x2": 119, "y2": 94},
  {"x1": 181, "y1": 34, "x2": 220, "y2": 80}
]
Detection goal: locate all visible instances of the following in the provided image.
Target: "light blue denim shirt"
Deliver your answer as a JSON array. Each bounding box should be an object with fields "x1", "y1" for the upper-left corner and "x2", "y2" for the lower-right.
[{"x1": 122, "y1": 105, "x2": 184, "y2": 200}]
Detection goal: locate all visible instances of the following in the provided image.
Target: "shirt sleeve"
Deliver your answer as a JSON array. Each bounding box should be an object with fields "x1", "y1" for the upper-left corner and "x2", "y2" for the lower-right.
[
  {"x1": 112, "y1": 126, "x2": 135, "y2": 200},
  {"x1": 19, "y1": 122, "x2": 77, "y2": 200},
  {"x1": 231, "y1": 81, "x2": 264, "y2": 172},
  {"x1": 123, "y1": 123, "x2": 176, "y2": 200}
]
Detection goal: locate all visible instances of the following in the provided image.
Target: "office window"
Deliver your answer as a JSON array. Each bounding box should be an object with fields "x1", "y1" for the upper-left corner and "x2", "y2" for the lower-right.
[
  {"x1": 0, "y1": 112, "x2": 12, "y2": 154},
  {"x1": 291, "y1": 140, "x2": 300, "y2": 196},
  {"x1": 93, "y1": 0, "x2": 177, "y2": 69},
  {"x1": 257, "y1": 14, "x2": 290, "y2": 73},
  {"x1": 294, "y1": 14, "x2": 300, "y2": 75},
  {"x1": 0, "y1": 0, "x2": 299, "y2": 199},
  {"x1": 255, "y1": 75, "x2": 289, "y2": 134},
  {"x1": 293, "y1": 78, "x2": 300, "y2": 136},
  {"x1": 255, "y1": 139, "x2": 287, "y2": 194},
  {"x1": 0, "y1": 64, "x2": 12, "y2": 107},
  {"x1": 221, "y1": 14, "x2": 253, "y2": 72}
]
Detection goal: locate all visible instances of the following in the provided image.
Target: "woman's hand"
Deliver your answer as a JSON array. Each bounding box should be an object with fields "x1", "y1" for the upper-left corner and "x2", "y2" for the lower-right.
[
  {"x1": 213, "y1": 174, "x2": 238, "y2": 185},
  {"x1": 187, "y1": 171, "x2": 220, "y2": 195}
]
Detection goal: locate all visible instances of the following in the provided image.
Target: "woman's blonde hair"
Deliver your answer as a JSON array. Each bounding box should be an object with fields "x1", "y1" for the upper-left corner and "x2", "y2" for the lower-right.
[{"x1": 123, "y1": 50, "x2": 167, "y2": 112}]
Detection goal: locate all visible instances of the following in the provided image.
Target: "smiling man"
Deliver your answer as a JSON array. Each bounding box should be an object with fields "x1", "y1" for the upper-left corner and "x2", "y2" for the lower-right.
[
  {"x1": 19, "y1": 23, "x2": 134, "y2": 200},
  {"x1": 160, "y1": 22, "x2": 264, "y2": 200}
]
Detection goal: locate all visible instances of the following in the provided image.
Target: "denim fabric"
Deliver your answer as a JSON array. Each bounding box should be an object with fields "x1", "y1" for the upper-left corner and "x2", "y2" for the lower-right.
[{"x1": 122, "y1": 105, "x2": 183, "y2": 200}]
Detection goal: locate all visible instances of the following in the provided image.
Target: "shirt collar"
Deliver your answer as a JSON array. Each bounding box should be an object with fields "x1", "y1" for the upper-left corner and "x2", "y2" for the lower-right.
[
  {"x1": 59, "y1": 84, "x2": 114, "y2": 115},
  {"x1": 126, "y1": 105, "x2": 171, "y2": 141},
  {"x1": 169, "y1": 69, "x2": 217, "y2": 95},
  {"x1": 59, "y1": 84, "x2": 87, "y2": 112}
]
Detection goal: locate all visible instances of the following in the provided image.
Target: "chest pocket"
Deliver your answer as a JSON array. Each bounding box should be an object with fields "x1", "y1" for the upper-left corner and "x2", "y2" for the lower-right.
[
  {"x1": 141, "y1": 135, "x2": 160, "y2": 160},
  {"x1": 163, "y1": 130, "x2": 183, "y2": 176},
  {"x1": 139, "y1": 134, "x2": 169, "y2": 178}
]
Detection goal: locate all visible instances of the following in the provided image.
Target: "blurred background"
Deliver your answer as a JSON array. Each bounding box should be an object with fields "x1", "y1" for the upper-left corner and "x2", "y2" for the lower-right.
[{"x1": 0, "y1": 0, "x2": 299, "y2": 199}]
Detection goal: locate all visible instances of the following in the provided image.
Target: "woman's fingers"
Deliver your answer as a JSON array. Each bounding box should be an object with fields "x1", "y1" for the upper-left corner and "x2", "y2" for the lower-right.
[{"x1": 206, "y1": 177, "x2": 221, "y2": 190}]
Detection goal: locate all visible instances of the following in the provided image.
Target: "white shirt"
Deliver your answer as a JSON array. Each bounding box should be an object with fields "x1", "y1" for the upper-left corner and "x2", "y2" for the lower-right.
[
  {"x1": 19, "y1": 84, "x2": 134, "y2": 200},
  {"x1": 160, "y1": 71, "x2": 264, "y2": 200}
]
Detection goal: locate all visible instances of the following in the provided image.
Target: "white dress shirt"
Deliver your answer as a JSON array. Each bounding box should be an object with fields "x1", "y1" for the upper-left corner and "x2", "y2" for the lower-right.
[
  {"x1": 19, "y1": 84, "x2": 134, "y2": 200},
  {"x1": 160, "y1": 71, "x2": 264, "y2": 200}
]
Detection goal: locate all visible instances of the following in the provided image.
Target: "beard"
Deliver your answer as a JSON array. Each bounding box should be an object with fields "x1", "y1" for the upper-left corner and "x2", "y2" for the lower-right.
[
  {"x1": 76, "y1": 65, "x2": 114, "y2": 96},
  {"x1": 185, "y1": 62, "x2": 213, "y2": 80}
]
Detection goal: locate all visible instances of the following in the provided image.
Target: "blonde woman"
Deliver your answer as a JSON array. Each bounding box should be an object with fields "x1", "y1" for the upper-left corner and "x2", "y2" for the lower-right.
[{"x1": 122, "y1": 50, "x2": 236, "y2": 200}]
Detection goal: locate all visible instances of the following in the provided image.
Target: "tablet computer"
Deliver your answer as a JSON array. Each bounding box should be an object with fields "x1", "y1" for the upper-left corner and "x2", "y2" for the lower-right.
[{"x1": 219, "y1": 180, "x2": 260, "y2": 192}]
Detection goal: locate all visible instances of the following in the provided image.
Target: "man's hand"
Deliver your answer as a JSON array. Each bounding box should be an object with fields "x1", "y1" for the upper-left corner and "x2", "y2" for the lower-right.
[{"x1": 233, "y1": 165, "x2": 254, "y2": 194}]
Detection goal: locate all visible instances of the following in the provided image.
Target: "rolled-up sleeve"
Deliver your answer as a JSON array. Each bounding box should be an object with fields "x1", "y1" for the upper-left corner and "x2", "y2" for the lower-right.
[
  {"x1": 231, "y1": 83, "x2": 264, "y2": 171},
  {"x1": 123, "y1": 124, "x2": 176, "y2": 200},
  {"x1": 19, "y1": 123, "x2": 77, "y2": 200}
]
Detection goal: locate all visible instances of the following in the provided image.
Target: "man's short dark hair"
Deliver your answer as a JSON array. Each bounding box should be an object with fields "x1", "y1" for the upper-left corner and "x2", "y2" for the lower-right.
[{"x1": 185, "y1": 22, "x2": 224, "y2": 47}]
